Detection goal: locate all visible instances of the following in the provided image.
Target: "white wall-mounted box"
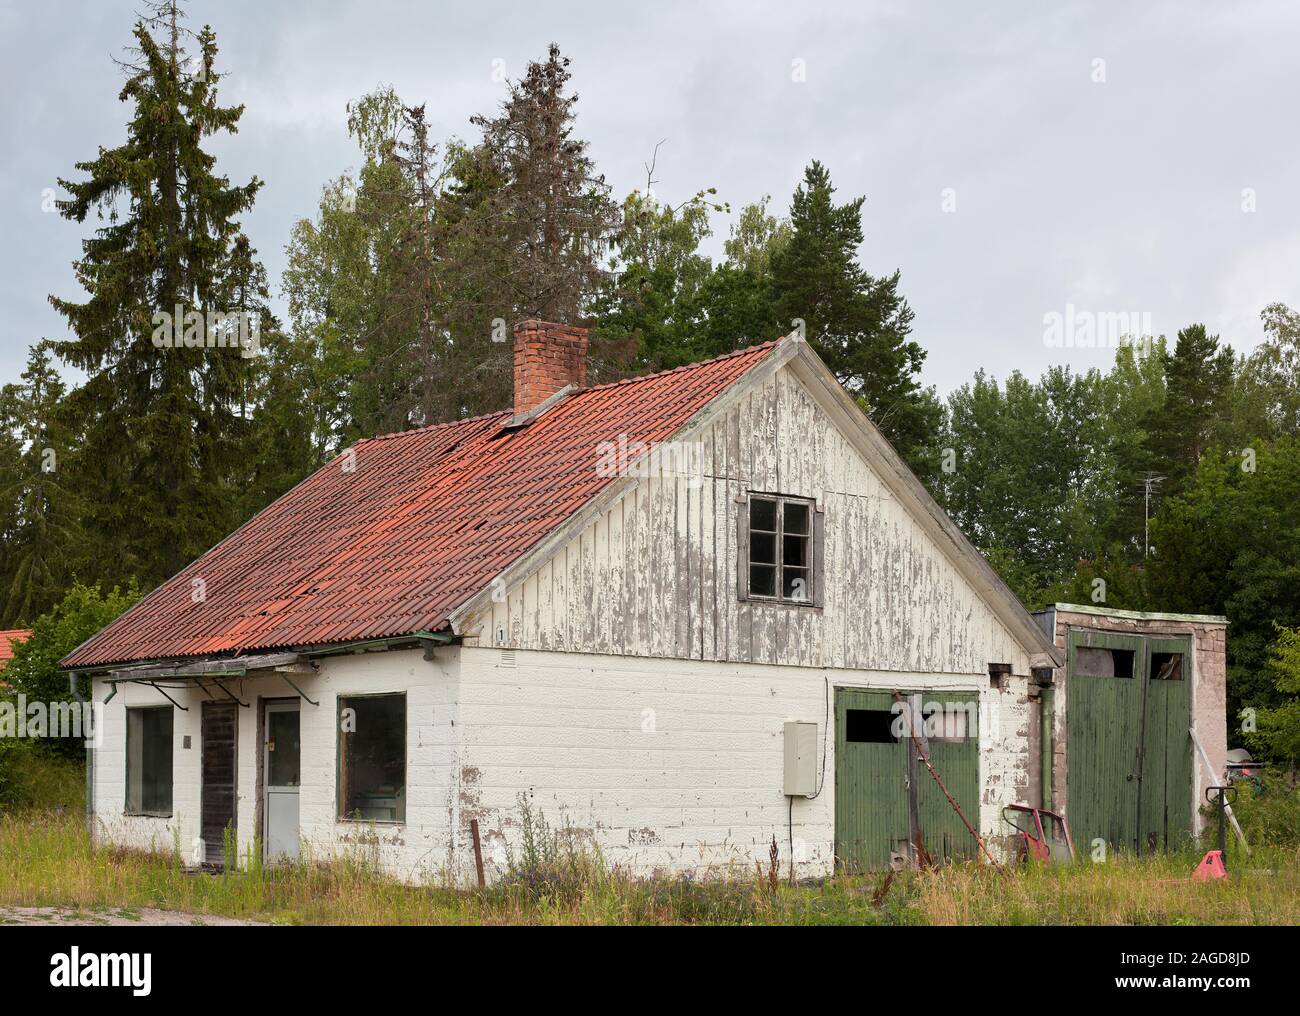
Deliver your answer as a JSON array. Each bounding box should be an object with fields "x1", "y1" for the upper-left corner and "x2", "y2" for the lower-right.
[{"x1": 783, "y1": 720, "x2": 818, "y2": 796}]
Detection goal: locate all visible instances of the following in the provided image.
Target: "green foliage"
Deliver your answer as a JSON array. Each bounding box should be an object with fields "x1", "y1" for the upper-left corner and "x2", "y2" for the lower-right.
[
  {"x1": 1246, "y1": 627, "x2": 1300, "y2": 767},
  {"x1": 1207, "y1": 771, "x2": 1300, "y2": 848},
  {"x1": 934, "y1": 342, "x2": 1163, "y2": 609},
  {"x1": 1147, "y1": 438, "x2": 1300, "y2": 727},
  {"x1": 47, "y1": 12, "x2": 264, "y2": 588},
  {"x1": 1141, "y1": 324, "x2": 1235, "y2": 494},
  {"x1": 0, "y1": 746, "x2": 84, "y2": 813},
  {"x1": 770, "y1": 162, "x2": 937, "y2": 471},
  {"x1": 3, "y1": 811, "x2": 1298, "y2": 925},
  {"x1": 4, "y1": 581, "x2": 141, "y2": 760},
  {"x1": 0, "y1": 346, "x2": 85, "y2": 626},
  {"x1": 595, "y1": 188, "x2": 724, "y2": 370}
]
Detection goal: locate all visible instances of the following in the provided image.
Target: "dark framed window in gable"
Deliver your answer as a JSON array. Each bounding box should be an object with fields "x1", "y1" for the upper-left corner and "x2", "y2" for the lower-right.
[
  {"x1": 338, "y1": 692, "x2": 407, "y2": 823},
  {"x1": 126, "y1": 706, "x2": 173, "y2": 816},
  {"x1": 739, "y1": 493, "x2": 823, "y2": 606}
]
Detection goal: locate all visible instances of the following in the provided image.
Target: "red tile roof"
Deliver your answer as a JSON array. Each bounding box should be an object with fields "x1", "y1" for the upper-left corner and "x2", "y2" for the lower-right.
[
  {"x1": 0, "y1": 629, "x2": 29, "y2": 667},
  {"x1": 63, "y1": 341, "x2": 780, "y2": 669}
]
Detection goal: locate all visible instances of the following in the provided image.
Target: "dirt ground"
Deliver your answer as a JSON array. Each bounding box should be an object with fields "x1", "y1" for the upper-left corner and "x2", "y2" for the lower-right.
[{"x1": 0, "y1": 906, "x2": 265, "y2": 926}]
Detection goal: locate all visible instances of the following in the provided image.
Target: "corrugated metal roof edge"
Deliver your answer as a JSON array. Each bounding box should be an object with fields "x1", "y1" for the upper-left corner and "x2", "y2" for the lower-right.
[
  {"x1": 65, "y1": 627, "x2": 461, "y2": 676},
  {"x1": 57, "y1": 431, "x2": 448, "y2": 672}
]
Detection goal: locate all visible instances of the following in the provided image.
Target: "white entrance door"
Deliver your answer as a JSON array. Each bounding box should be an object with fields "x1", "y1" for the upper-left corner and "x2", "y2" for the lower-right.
[{"x1": 264, "y1": 702, "x2": 301, "y2": 861}]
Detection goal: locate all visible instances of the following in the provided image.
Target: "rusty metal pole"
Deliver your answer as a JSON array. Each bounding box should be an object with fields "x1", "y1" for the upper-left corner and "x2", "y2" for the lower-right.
[
  {"x1": 893, "y1": 690, "x2": 1000, "y2": 869},
  {"x1": 470, "y1": 818, "x2": 486, "y2": 888}
]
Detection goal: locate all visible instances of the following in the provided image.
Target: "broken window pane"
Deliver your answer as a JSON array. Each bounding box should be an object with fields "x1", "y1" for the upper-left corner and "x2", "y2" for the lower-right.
[
  {"x1": 1074, "y1": 646, "x2": 1135, "y2": 678},
  {"x1": 338, "y1": 694, "x2": 406, "y2": 822},
  {"x1": 845, "y1": 709, "x2": 898, "y2": 744},
  {"x1": 1151, "y1": 652, "x2": 1184, "y2": 681},
  {"x1": 126, "y1": 707, "x2": 173, "y2": 815}
]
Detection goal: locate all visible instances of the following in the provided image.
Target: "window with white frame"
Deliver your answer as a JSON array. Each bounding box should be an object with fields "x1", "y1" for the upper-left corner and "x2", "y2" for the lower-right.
[{"x1": 126, "y1": 706, "x2": 174, "y2": 815}]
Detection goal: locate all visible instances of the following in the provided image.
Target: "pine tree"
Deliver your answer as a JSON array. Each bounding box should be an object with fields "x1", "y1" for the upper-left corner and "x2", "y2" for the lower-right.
[
  {"x1": 769, "y1": 162, "x2": 939, "y2": 469},
  {"x1": 48, "y1": 2, "x2": 263, "y2": 585}
]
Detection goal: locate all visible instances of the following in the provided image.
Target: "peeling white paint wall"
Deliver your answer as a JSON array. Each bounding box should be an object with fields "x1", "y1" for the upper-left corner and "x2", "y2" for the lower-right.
[
  {"x1": 452, "y1": 647, "x2": 1031, "y2": 881},
  {"x1": 91, "y1": 649, "x2": 464, "y2": 881},
  {"x1": 472, "y1": 367, "x2": 1030, "y2": 676},
  {"x1": 91, "y1": 643, "x2": 1034, "y2": 883}
]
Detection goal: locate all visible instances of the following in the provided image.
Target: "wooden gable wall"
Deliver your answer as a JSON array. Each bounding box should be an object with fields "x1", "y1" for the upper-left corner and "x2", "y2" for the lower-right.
[{"x1": 466, "y1": 365, "x2": 1032, "y2": 675}]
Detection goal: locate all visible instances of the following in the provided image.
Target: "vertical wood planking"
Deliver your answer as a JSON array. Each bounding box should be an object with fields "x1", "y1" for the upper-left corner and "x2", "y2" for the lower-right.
[{"x1": 484, "y1": 364, "x2": 1032, "y2": 676}]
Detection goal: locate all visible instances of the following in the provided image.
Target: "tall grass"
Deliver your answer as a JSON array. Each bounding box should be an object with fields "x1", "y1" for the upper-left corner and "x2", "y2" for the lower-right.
[{"x1": 0, "y1": 810, "x2": 1296, "y2": 925}]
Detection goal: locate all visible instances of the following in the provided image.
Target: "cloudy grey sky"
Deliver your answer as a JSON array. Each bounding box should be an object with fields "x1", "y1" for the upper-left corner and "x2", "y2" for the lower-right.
[{"x1": 2, "y1": 0, "x2": 1297, "y2": 396}]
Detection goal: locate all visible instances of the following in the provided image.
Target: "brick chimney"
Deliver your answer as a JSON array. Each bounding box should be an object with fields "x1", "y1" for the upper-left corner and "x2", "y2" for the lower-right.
[{"x1": 512, "y1": 320, "x2": 589, "y2": 417}]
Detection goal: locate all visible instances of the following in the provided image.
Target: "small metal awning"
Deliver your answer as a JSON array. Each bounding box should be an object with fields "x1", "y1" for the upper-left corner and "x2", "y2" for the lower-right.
[
  {"x1": 94, "y1": 630, "x2": 456, "y2": 708},
  {"x1": 104, "y1": 652, "x2": 311, "y2": 708}
]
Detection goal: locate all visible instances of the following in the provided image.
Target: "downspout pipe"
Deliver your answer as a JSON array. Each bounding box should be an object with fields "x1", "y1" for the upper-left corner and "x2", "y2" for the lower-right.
[{"x1": 1040, "y1": 687, "x2": 1054, "y2": 812}]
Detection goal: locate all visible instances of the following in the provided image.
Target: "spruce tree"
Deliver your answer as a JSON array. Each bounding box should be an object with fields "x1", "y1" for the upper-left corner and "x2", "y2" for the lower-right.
[
  {"x1": 0, "y1": 346, "x2": 85, "y2": 625},
  {"x1": 1142, "y1": 323, "x2": 1235, "y2": 493},
  {"x1": 48, "y1": 2, "x2": 263, "y2": 585}
]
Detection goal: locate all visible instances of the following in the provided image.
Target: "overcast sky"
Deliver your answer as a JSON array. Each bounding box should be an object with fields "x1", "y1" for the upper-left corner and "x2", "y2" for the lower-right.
[{"x1": 2, "y1": 0, "x2": 1297, "y2": 396}]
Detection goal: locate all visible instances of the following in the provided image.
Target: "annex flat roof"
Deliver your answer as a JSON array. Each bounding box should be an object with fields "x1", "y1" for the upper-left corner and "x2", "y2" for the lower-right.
[{"x1": 1040, "y1": 603, "x2": 1229, "y2": 625}]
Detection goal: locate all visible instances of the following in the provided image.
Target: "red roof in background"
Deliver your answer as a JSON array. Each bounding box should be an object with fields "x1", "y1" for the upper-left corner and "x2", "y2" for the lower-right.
[
  {"x1": 63, "y1": 341, "x2": 780, "y2": 669},
  {"x1": 0, "y1": 629, "x2": 29, "y2": 667}
]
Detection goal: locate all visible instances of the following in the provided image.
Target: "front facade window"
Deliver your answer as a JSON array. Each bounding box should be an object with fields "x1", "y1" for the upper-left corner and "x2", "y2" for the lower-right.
[
  {"x1": 126, "y1": 706, "x2": 173, "y2": 815},
  {"x1": 337, "y1": 693, "x2": 406, "y2": 823},
  {"x1": 744, "y1": 494, "x2": 820, "y2": 604}
]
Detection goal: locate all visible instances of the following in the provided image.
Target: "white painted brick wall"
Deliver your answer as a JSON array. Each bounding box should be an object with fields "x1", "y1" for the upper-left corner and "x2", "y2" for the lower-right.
[
  {"x1": 453, "y1": 646, "x2": 1026, "y2": 883},
  {"x1": 92, "y1": 645, "x2": 1031, "y2": 884},
  {"x1": 92, "y1": 648, "x2": 463, "y2": 880}
]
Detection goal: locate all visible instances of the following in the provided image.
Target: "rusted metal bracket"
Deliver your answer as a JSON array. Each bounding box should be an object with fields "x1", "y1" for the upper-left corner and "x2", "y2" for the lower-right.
[
  {"x1": 278, "y1": 672, "x2": 319, "y2": 706},
  {"x1": 209, "y1": 679, "x2": 249, "y2": 708},
  {"x1": 149, "y1": 681, "x2": 189, "y2": 711}
]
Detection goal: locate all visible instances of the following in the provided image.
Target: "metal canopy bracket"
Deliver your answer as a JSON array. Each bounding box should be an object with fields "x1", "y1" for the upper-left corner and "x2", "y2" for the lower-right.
[
  {"x1": 84, "y1": 632, "x2": 455, "y2": 711},
  {"x1": 279, "y1": 672, "x2": 319, "y2": 707},
  {"x1": 208, "y1": 679, "x2": 250, "y2": 708},
  {"x1": 149, "y1": 681, "x2": 189, "y2": 711}
]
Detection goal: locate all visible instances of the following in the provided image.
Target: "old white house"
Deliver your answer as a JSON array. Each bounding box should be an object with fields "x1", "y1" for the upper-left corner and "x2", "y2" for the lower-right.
[{"x1": 64, "y1": 322, "x2": 1225, "y2": 881}]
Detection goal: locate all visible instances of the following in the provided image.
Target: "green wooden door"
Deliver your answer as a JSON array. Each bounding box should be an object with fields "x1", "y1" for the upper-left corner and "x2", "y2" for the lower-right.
[
  {"x1": 835, "y1": 688, "x2": 907, "y2": 872},
  {"x1": 1142, "y1": 636, "x2": 1193, "y2": 850},
  {"x1": 1067, "y1": 630, "x2": 1146, "y2": 852},
  {"x1": 835, "y1": 688, "x2": 981, "y2": 871},
  {"x1": 917, "y1": 694, "x2": 980, "y2": 862},
  {"x1": 1066, "y1": 630, "x2": 1193, "y2": 854}
]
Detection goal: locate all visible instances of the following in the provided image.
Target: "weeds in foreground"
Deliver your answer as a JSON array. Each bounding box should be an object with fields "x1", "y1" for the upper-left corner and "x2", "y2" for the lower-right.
[{"x1": 0, "y1": 809, "x2": 1296, "y2": 925}]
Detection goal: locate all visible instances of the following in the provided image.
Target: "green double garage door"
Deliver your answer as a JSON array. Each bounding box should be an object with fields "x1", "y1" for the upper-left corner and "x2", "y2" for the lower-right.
[
  {"x1": 834, "y1": 688, "x2": 979, "y2": 872},
  {"x1": 1066, "y1": 629, "x2": 1194, "y2": 855}
]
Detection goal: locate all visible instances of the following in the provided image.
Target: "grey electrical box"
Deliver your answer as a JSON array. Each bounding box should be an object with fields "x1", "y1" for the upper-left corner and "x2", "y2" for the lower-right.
[{"x1": 783, "y1": 721, "x2": 818, "y2": 796}]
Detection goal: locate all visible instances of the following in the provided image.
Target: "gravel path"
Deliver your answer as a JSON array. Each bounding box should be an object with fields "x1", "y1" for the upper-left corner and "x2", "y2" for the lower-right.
[{"x1": 0, "y1": 906, "x2": 265, "y2": 926}]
